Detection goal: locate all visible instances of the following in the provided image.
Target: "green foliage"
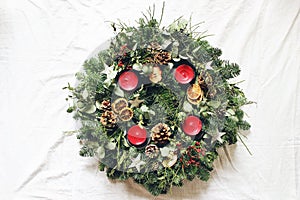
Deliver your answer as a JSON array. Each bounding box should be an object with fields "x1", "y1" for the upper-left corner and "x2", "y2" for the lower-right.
[{"x1": 64, "y1": 5, "x2": 252, "y2": 197}]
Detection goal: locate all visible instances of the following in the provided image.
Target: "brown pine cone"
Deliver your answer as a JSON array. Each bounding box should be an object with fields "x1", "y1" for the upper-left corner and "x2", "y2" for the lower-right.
[
  {"x1": 99, "y1": 111, "x2": 117, "y2": 128},
  {"x1": 151, "y1": 123, "x2": 172, "y2": 145},
  {"x1": 99, "y1": 100, "x2": 111, "y2": 111},
  {"x1": 153, "y1": 51, "x2": 171, "y2": 65},
  {"x1": 145, "y1": 144, "x2": 160, "y2": 158}
]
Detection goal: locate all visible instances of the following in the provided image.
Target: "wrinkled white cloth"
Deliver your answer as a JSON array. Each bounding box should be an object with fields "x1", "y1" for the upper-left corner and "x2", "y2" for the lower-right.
[{"x1": 0, "y1": 0, "x2": 299, "y2": 199}]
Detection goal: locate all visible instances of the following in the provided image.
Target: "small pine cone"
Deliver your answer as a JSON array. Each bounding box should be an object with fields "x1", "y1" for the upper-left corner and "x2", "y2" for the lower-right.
[
  {"x1": 151, "y1": 123, "x2": 172, "y2": 145},
  {"x1": 99, "y1": 100, "x2": 111, "y2": 111},
  {"x1": 154, "y1": 51, "x2": 171, "y2": 65},
  {"x1": 99, "y1": 111, "x2": 117, "y2": 128},
  {"x1": 145, "y1": 144, "x2": 160, "y2": 158}
]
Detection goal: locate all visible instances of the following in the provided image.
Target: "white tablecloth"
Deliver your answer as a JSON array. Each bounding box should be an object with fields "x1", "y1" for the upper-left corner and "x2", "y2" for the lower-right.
[{"x1": 1, "y1": 0, "x2": 299, "y2": 199}]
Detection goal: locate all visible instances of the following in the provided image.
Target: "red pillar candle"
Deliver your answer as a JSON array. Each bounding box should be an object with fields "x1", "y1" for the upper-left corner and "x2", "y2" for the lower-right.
[
  {"x1": 118, "y1": 71, "x2": 139, "y2": 91},
  {"x1": 182, "y1": 115, "x2": 202, "y2": 136},
  {"x1": 174, "y1": 64, "x2": 195, "y2": 84},
  {"x1": 127, "y1": 125, "x2": 147, "y2": 146}
]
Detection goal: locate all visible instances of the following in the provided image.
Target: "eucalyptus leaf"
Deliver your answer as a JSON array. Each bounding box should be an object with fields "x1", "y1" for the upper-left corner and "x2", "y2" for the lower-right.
[
  {"x1": 82, "y1": 89, "x2": 89, "y2": 99},
  {"x1": 229, "y1": 116, "x2": 239, "y2": 122},
  {"x1": 168, "y1": 62, "x2": 174, "y2": 69},
  {"x1": 171, "y1": 47, "x2": 179, "y2": 58},
  {"x1": 132, "y1": 43, "x2": 138, "y2": 51},
  {"x1": 122, "y1": 136, "x2": 130, "y2": 147},
  {"x1": 172, "y1": 58, "x2": 180, "y2": 62},
  {"x1": 96, "y1": 146, "x2": 105, "y2": 159},
  {"x1": 161, "y1": 40, "x2": 172, "y2": 49},
  {"x1": 179, "y1": 54, "x2": 188, "y2": 60},
  {"x1": 95, "y1": 101, "x2": 102, "y2": 110},
  {"x1": 183, "y1": 101, "x2": 193, "y2": 112},
  {"x1": 105, "y1": 142, "x2": 116, "y2": 150},
  {"x1": 207, "y1": 100, "x2": 221, "y2": 109},
  {"x1": 114, "y1": 85, "x2": 125, "y2": 97},
  {"x1": 160, "y1": 147, "x2": 171, "y2": 157},
  {"x1": 77, "y1": 101, "x2": 85, "y2": 109},
  {"x1": 133, "y1": 63, "x2": 142, "y2": 71},
  {"x1": 82, "y1": 104, "x2": 96, "y2": 114},
  {"x1": 226, "y1": 109, "x2": 235, "y2": 116}
]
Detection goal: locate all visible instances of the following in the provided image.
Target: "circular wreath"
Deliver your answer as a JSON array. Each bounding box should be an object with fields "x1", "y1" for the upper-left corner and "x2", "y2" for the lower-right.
[{"x1": 65, "y1": 8, "x2": 251, "y2": 196}]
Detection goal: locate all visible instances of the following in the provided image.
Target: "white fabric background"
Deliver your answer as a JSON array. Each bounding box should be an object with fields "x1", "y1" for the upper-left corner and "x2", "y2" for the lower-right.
[{"x1": 0, "y1": 0, "x2": 299, "y2": 199}]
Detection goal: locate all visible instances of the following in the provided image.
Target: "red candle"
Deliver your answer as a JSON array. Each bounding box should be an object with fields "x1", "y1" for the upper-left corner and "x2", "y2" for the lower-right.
[
  {"x1": 174, "y1": 64, "x2": 195, "y2": 84},
  {"x1": 182, "y1": 116, "x2": 202, "y2": 136},
  {"x1": 118, "y1": 71, "x2": 138, "y2": 91},
  {"x1": 127, "y1": 125, "x2": 147, "y2": 146}
]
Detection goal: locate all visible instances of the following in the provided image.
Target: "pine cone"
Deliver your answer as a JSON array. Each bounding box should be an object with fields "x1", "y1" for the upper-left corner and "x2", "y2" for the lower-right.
[
  {"x1": 99, "y1": 100, "x2": 111, "y2": 111},
  {"x1": 145, "y1": 144, "x2": 160, "y2": 158},
  {"x1": 99, "y1": 111, "x2": 117, "y2": 128},
  {"x1": 153, "y1": 51, "x2": 171, "y2": 65},
  {"x1": 151, "y1": 123, "x2": 172, "y2": 145}
]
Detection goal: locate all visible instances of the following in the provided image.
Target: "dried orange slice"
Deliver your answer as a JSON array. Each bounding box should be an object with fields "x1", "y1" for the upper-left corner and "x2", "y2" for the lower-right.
[
  {"x1": 112, "y1": 98, "x2": 128, "y2": 113},
  {"x1": 187, "y1": 83, "x2": 202, "y2": 100},
  {"x1": 119, "y1": 107, "x2": 133, "y2": 121}
]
